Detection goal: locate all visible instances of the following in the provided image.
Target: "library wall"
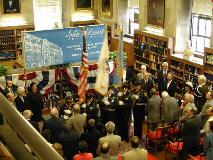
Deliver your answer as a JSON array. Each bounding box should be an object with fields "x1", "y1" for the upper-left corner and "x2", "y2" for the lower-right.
[{"x1": 0, "y1": 0, "x2": 34, "y2": 27}]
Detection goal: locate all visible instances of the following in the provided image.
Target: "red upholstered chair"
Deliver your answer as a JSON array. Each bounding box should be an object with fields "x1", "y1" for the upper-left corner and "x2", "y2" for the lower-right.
[
  {"x1": 146, "y1": 125, "x2": 170, "y2": 153},
  {"x1": 168, "y1": 122, "x2": 181, "y2": 141},
  {"x1": 165, "y1": 139, "x2": 183, "y2": 160},
  {"x1": 189, "y1": 153, "x2": 205, "y2": 160}
]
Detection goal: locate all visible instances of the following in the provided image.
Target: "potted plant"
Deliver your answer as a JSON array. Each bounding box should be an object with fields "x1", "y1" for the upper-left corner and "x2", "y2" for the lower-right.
[{"x1": 0, "y1": 64, "x2": 7, "y2": 77}]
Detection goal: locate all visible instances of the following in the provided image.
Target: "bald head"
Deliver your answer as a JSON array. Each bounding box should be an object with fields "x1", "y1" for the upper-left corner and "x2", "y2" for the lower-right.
[
  {"x1": 101, "y1": 142, "x2": 110, "y2": 154},
  {"x1": 131, "y1": 136, "x2": 140, "y2": 148},
  {"x1": 73, "y1": 103, "x2": 80, "y2": 113},
  {"x1": 50, "y1": 108, "x2": 59, "y2": 117},
  {"x1": 23, "y1": 110, "x2": 32, "y2": 120},
  {"x1": 7, "y1": 93, "x2": 15, "y2": 103}
]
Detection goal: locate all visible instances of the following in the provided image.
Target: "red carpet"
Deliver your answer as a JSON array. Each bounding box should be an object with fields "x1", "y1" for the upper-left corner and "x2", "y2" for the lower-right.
[{"x1": 148, "y1": 153, "x2": 158, "y2": 160}]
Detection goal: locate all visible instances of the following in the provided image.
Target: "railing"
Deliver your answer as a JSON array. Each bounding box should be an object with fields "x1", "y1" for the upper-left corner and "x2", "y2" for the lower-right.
[{"x1": 0, "y1": 93, "x2": 63, "y2": 160}]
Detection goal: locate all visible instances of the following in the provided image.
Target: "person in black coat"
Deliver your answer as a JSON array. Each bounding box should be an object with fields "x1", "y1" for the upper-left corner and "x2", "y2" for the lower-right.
[
  {"x1": 3, "y1": 79, "x2": 16, "y2": 96},
  {"x1": 194, "y1": 75, "x2": 209, "y2": 112},
  {"x1": 163, "y1": 72, "x2": 177, "y2": 97},
  {"x1": 44, "y1": 108, "x2": 64, "y2": 143},
  {"x1": 57, "y1": 121, "x2": 79, "y2": 160},
  {"x1": 15, "y1": 86, "x2": 29, "y2": 113},
  {"x1": 22, "y1": 110, "x2": 40, "y2": 132},
  {"x1": 132, "y1": 82, "x2": 148, "y2": 139},
  {"x1": 26, "y1": 82, "x2": 43, "y2": 122},
  {"x1": 141, "y1": 71, "x2": 154, "y2": 98},
  {"x1": 181, "y1": 107, "x2": 201, "y2": 160},
  {"x1": 81, "y1": 119, "x2": 101, "y2": 157},
  {"x1": 157, "y1": 62, "x2": 171, "y2": 95}
]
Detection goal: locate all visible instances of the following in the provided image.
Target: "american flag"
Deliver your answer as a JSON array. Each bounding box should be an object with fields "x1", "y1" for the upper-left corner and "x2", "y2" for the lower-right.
[{"x1": 78, "y1": 33, "x2": 89, "y2": 104}]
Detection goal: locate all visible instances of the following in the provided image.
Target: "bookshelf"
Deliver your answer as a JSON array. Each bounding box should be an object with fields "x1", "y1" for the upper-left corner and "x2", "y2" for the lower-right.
[
  {"x1": 0, "y1": 25, "x2": 34, "y2": 62},
  {"x1": 134, "y1": 30, "x2": 174, "y2": 81},
  {"x1": 204, "y1": 47, "x2": 213, "y2": 89},
  {"x1": 169, "y1": 54, "x2": 204, "y2": 94}
]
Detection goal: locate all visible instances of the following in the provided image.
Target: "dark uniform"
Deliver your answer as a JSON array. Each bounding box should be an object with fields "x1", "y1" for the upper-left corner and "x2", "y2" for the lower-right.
[
  {"x1": 132, "y1": 84, "x2": 148, "y2": 139},
  {"x1": 116, "y1": 92, "x2": 129, "y2": 141},
  {"x1": 101, "y1": 92, "x2": 117, "y2": 125},
  {"x1": 85, "y1": 96, "x2": 100, "y2": 122}
]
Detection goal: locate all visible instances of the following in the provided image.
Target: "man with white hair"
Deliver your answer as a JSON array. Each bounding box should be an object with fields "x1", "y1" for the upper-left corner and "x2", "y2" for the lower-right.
[
  {"x1": 157, "y1": 62, "x2": 171, "y2": 95},
  {"x1": 44, "y1": 108, "x2": 64, "y2": 143},
  {"x1": 97, "y1": 121, "x2": 121, "y2": 156},
  {"x1": 67, "y1": 103, "x2": 86, "y2": 135},
  {"x1": 15, "y1": 86, "x2": 28, "y2": 113},
  {"x1": 137, "y1": 65, "x2": 146, "y2": 81},
  {"x1": 162, "y1": 91, "x2": 179, "y2": 125},
  {"x1": 23, "y1": 109, "x2": 39, "y2": 131},
  {"x1": 180, "y1": 93, "x2": 197, "y2": 121},
  {"x1": 194, "y1": 75, "x2": 209, "y2": 112}
]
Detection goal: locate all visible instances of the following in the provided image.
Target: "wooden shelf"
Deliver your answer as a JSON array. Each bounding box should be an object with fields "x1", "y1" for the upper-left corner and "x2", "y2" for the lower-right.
[
  {"x1": 134, "y1": 29, "x2": 174, "y2": 82},
  {"x1": 0, "y1": 25, "x2": 34, "y2": 64}
]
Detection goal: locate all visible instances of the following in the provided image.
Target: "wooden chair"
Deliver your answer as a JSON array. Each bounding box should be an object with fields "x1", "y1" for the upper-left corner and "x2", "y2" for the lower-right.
[
  {"x1": 146, "y1": 125, "x2": 170, "y2": 153},
  {"x1": 165, "y1": 139, "x2": 183, "y2": 160}
]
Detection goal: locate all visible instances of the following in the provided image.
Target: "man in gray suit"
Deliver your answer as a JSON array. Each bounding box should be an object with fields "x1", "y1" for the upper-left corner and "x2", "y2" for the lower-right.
[
  {"x1": 145, "y1": 88, "x2": 161, "y2": 131},
  {"x1": 123, "y1": 136, "x2": 148, "y2": 160},
  {"x1": 94, "y1": 142, "x2": 117, "y2": 160},
  {"x1": 162, "y1": 91, "x2": 180, "y2": 125},
  {"x1": 67, "y1": 103, "x2": 86, "y2": 135},
  {"x1": 97, "y1": 121, "x2": 121, "y2": 156}
]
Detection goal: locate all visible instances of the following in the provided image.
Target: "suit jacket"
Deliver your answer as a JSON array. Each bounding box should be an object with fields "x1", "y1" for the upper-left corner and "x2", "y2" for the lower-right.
[
  {"x1": 194, "y1": 84, "x2": 209, "y2": 111},
  {"x1": 44, "y1": 117, "x2": 64, "y2": 143},
  {"x1": 97, "y1": 134, "x2": 121, "y2": 156},
  {"x1": 81, "y1": 129, "x2": 101, "y2": 156},
  {"x1": 157, "y1": 69, "x2": 171, "y2": 93},
  {"x1": 163, "y1": 79, "x2": 177, "y2": 97},
  {"x1": 123, "y1": 148, "x2": 148, "y2": 160},
  {"x1": 145, "y1": 95, "x2": 161, "y2": 123},
  {"x1": 67, "y1": 113, "x2": 86, "y2": 135},
  {"x1": 141, "y1": 78, "x2": 153, "y2": 97},
  {"x1": 182, "y1": 115, "x2": 201, "y2": 157},
  {"x1": 162, "y1": 96, "x2": 179, "y2": 124},
  {"x1": 3, "y1": 87, "x2": 15, "y2": 96},
  {"x1": 57, "y1": 130, "x2": 79, "y2": 159},
  {"x1": 15, "y1": 96, "x2": 28, "y2": 113},
  {"x1": 94, "y1": 154, "x2": 117, "y2": 160},
  {"x1": 204, "y1": 132, "x2": 213, "y2": 160}
]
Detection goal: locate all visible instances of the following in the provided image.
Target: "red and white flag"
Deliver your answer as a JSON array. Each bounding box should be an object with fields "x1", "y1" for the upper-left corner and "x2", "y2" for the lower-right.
[{"x1": 78, "y1": 34, "x2": 89, "y2": 104}]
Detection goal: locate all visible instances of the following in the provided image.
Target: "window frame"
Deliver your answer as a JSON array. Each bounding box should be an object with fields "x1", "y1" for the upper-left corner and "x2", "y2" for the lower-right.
[
  {"x1": 190, "y1": 13, "x2": 211, "y2": 54},
  {"x1": 128, "y1": 7, "x2": 139, "y2": 35}
]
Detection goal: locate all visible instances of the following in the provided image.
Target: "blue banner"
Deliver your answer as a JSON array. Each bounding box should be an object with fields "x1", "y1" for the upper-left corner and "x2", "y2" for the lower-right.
[
  {"x1": 24, "y1": 28, "x2": 83, "y2": 68},
  {"x1": 85, "y1": 25, "x2": 105, "y2": 62}
]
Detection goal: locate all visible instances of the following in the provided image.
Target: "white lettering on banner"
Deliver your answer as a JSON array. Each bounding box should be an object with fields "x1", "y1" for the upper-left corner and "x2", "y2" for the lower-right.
[
  {"x1": 86, "y1": 28, "x2": 104, "y2": 37},
  {"x1": 65, "y1": 30, "x2": 81, "y2": 40}
]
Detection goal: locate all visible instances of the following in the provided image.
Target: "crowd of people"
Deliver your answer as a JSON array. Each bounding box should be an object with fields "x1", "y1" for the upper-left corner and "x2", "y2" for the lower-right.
[{"x1": 0, "y1": 61, "x2": 213, "y2": 160}]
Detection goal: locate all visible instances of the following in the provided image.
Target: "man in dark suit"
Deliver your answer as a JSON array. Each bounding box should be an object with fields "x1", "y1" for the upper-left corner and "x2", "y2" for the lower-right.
[
  {"x1": 145, "y1": 88, "x2": 161, "y2": 131},
  {"x1": 181, "y1": 107, "x2": 201, "y2": 160},
  {"x1": 57, "y1": 122, "x2": 79, "y2": 160},
  {"x1": 15, "y1": 87, "x2": 28, "y2": 113},
  {"x1": 163, "y1": 72, "x2": 177, "y2": 97},
  {"x1": 23, "y1": 110, "x2": 40, "y2": 132},
  {"x1": 157, "y1": 62, "x2": 170, "y2": 95},
  {"x1": 3, "y1": 0, "x2": 20, "y2": 13},
  {"x1": 3, "y1": 79, "x2": 15, "y2": 96},
  {"x1": 44, "y1": 108, "x2": 64, "y2": 143},
  {"x1": 141, "y1": 71, "x2": 153, "y2": 98},
  {"x1": 194, "y1": 75, "x2": 209, "y2": 112}
]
